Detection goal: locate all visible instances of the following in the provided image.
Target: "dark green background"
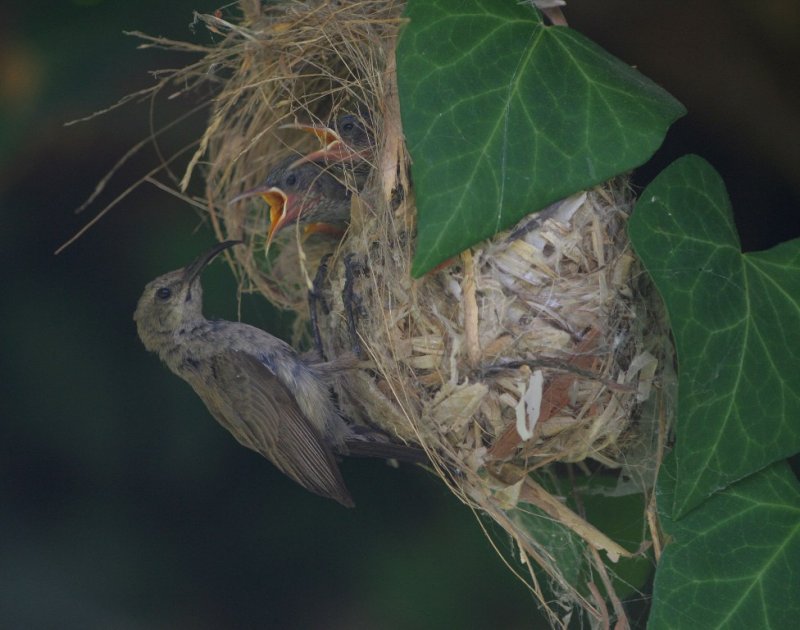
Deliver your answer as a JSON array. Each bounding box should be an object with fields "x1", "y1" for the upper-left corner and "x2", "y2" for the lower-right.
[{"x1": 2, "y1": 1, "x2": 797, "y2": 628}]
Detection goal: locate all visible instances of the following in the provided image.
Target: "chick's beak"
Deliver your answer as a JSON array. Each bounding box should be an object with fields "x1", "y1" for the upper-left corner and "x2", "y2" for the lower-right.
[
  {"x1": 283, "y1": 123, "x2": 351, "y2": 168},
  {"x1": 264, "y1": 187, "x2": 344, "y2": 247},
  {"x1": 291, "y1": 141, "x2": 351, "y2": 168},
  {"x1": 228, "y1": 183, "x2": 272, "y2": 206},
  {"x1": 227, "y1": 182, "x2": 292, "y2": 253},
  {"x1": 288, "y1": 123, "x2": 340, "y2": 145},
  {"x1": 262, "y1": 188, "x2": 289, "y2": 251}
]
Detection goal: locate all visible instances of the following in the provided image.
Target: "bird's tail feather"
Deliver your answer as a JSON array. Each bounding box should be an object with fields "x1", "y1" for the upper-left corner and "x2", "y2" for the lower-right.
[{"x1": 340, "y1": 437, "x2": 430, "y2": 465}]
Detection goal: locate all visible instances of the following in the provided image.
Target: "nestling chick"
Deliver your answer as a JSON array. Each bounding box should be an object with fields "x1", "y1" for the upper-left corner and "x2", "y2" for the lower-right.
[{"x1": 229, "y1": 158, "x2": 351, "y2": 252}]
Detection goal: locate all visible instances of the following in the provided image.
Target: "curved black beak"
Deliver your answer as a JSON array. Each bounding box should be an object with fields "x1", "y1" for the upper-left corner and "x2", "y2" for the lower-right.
[{"x1": 183, "y1": 240, "x2": 242, "y2": 285}]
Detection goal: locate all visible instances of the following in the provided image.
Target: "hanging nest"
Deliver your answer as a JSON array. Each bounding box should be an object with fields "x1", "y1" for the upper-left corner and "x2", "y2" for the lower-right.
[{"x1": 144, "y1": 0, "x2": 672, "y2": 624}]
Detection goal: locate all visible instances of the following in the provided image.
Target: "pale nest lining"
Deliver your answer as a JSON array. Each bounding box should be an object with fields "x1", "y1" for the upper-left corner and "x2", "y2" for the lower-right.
[
  {"x1": 178, "y1": 0, "x2": 668, "y2": 622},
  {"x1": 324, "y1": 183, "x2": 647, "y2": 473}
]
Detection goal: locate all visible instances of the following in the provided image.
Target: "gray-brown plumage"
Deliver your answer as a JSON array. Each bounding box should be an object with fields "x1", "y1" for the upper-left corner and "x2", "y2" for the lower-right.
[
  {"x1": 134, "y1": 241, "x2": 426, "y2": 507},
  {"x1": 229, "y1": 157, "x2": 351, "y2": 251}
]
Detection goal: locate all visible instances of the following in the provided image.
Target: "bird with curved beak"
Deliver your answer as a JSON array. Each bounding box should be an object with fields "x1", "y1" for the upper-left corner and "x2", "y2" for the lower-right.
[
  {"x1": 134, "y1": 241, "x2": 426, "y2": 507},
  {"x1": 228, "y1": 157, "x2": 351, "y2": 252}
]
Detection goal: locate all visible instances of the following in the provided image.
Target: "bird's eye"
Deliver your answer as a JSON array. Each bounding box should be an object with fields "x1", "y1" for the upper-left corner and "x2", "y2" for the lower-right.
[
  {"x1": 155, "y1": 287, "x2": 172, "y2": 301},
  {"x1": 285, "y1": 173, "x2": 297, "y2": 187},
  {"x1": 342, "y1": 122, "x2": 354, "y2": 132}
]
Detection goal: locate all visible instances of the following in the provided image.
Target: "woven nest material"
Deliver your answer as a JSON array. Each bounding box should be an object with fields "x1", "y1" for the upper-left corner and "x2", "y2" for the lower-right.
[
  {"x1": 326, "y1": 183, "x2": 646, "y2": 462},
  {"x1": 158, "y1": 1, "x2": 671, "y2": 623}
]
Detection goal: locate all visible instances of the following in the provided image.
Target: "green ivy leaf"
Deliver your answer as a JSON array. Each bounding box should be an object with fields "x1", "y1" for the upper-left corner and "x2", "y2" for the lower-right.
[
  {"x1": 650, "y1": 458, "x2": 800, "y2": 629},
  {"x1": 397, "y1": 0, "x2": 685, "y2": 276},
  {"x1": 629, "y1": 155, "x2": 800, "y2": 517},
  {"x1": 511, "y1": 501, "x2": 585, "y2": 589},
  {"x1": 578, "y1": 480, "x2": 653, "y2": 600}
]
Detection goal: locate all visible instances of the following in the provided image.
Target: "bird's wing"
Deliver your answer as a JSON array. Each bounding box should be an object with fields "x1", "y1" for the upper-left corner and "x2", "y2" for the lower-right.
[{"x1": 196, "y1": 350, "x2": 354, "y2": 507}]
